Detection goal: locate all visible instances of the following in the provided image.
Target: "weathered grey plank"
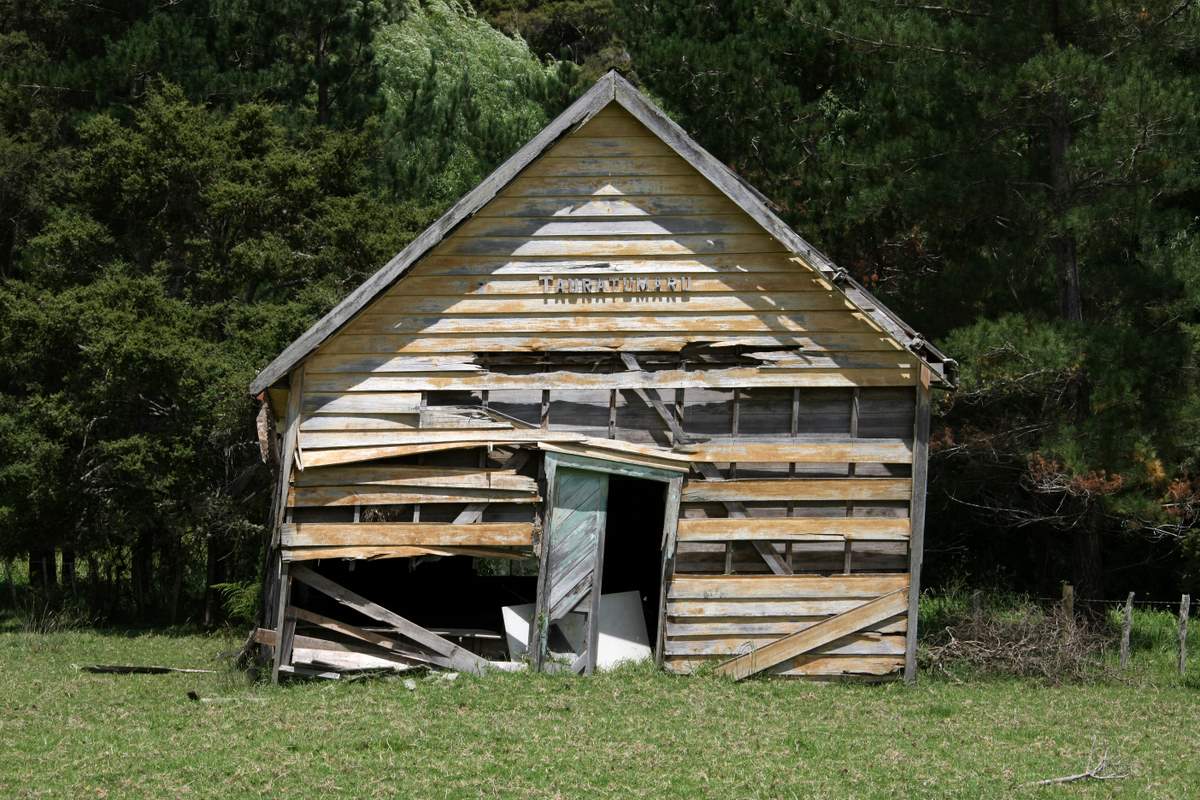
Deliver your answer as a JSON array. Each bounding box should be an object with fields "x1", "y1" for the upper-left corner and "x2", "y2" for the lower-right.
[{"x1": 904, "y1": 369, "x2": 932, "y2": 683}]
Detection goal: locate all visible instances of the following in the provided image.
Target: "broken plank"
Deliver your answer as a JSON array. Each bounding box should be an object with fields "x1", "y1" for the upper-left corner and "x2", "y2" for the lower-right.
[
  {"x1": 292, "y1": 647, "x2": 414, "y2": 673},
  {"x1": 299, "y1": 428, "x2": 584, "y2": 449},
  {"x1": 301, "y1": 440, "x2": 542, "y2": 468},
  {"x1": 289, "y1": 565, "x2": 489, "y2": 674},
  {"x1": 289, "y1": 608, "x2": 454, "y2": 669},
  {"x1": 291, "y1": 635, "x2": 422, "y2": 671},
  {"x1": 293, "y1": 465, "x2": 534, "y2": 491}
]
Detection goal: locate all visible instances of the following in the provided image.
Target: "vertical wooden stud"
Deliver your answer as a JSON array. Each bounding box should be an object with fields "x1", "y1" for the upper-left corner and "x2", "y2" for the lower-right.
[
  {"x1": 584, "y1": 514, "x2": 609, "y2": 676},
  {"x1": 655, "y1": 476, "x2": 683, "y2": 668},
  {"x1": 270, "y1": 368, "x2": 304, "y2": 549},
  {"x1": 270, "y1": 562, "x2": 292, "y2": 684},
  {"x1": 608, "y1": 389, "x2": 617, "y2": 439},
  {"x1": 904, "y1": 368, "x2": 932, "y2": 684},
  {"x1": 541, "y1": 389, "x2": 550, "y2": 429},
  {"x1": 846, "y1": 388, "x2": 860, "y2": 524},
  {"x1": 726, "y1": 387, "x2": 741, "y2": 574},
  {"x1": 479, "y1": 390, "x2": 490, "y2": 467},
  {"x1": 729, "y1": 388, "x2": 740, "y2": 479},
  {"x1": 674, "y1": 388, "x2": 685, "y2": 446},
  {"x1": 788, "y1": 387, "x2": 799, "y2": 519},
  {"x1": 529, "y1": 455, "x2": 557, "y2": 673}
]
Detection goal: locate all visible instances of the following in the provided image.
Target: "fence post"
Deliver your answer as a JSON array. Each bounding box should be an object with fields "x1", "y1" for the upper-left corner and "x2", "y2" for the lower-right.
[
  {"x1": 1179, "y1": 594, "x2": 1191, "y2": 677},
  {"x1": 1061, "y1": 582, "x2": 1074, "y2": 618},
  {"x1": 1119, "y1": 592, "x2": 1134, "y2": 670}
]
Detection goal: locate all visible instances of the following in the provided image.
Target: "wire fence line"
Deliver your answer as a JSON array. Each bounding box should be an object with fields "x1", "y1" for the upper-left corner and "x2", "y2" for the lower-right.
[{"x1": 1026, "y1": 595, "x2": 1186, "y2": 609}]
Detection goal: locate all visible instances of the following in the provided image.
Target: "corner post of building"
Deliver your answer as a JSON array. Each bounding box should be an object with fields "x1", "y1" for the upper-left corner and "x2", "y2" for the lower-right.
[
  {"x1": 904, "y1": 366, "x2": 933, "y2": 684},
  {"x1": 268, "y1": 366, "x2": 303, "y2": 683}
]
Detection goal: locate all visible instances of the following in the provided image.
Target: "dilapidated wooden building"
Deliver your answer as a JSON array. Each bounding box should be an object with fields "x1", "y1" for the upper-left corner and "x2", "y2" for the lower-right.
[{"x1": 250, "y1": 71, "x2": 954, "y2": 683}]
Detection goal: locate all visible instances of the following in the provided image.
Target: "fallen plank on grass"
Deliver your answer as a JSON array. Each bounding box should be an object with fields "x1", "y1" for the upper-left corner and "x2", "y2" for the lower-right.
[{"x1": 79, "y1": 664, "x2": 219, "y2": 675}]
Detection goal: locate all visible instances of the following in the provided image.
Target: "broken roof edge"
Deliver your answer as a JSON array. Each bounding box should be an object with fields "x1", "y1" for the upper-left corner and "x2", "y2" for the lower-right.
[{"x1": 249, "y1": 69, "x2": 954, "y2": 397}]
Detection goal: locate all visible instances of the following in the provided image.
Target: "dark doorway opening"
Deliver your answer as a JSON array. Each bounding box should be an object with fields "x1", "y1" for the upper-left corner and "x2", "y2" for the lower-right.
[{"x1": 600, "y1": 476, "x2": 667, "y2": 650}]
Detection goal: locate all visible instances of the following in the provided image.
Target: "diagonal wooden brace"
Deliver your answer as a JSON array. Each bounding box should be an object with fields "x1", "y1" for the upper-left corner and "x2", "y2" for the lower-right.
[
  {"x1": 715, "y1": 588, "x2": 908, "y2": 681},
  {"x1": 618, "y1": 354, "x2": 791, "y2": 575}
]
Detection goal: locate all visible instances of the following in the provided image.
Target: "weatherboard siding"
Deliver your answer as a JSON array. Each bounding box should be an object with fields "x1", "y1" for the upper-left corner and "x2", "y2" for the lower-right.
[
  {"x1": 324, "y1": 105, "x2": 906, "y2": 365},
  {"x1": 269, "y1": 100, "x2": 927, "y2": 681}
]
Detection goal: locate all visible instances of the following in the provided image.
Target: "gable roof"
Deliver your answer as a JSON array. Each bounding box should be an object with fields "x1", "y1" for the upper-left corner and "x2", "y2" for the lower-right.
[{"x1": 249, "y1": 71, "x2": 954, "y2": 396}]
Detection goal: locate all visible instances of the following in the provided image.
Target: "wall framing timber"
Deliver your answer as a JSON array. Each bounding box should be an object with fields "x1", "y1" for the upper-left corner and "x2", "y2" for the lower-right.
[{"x1": 252, "y1": 70, "x2": 950, "y2": 683}]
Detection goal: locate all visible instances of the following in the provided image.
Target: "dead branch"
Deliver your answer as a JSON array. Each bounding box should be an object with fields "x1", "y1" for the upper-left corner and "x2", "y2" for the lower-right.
[
  {"x1": 921, "y1": 601, "x2": 1114, "y2": 683},
  {"x1": 1028, "y1": 740, "x2": 1128, "y2": 786}
]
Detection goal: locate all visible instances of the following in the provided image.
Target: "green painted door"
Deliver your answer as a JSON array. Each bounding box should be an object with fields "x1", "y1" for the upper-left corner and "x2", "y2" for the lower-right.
[
  {"x1": 532, "y1": 462, "x2": 610, "y2": 672},
  {"x1": 545, "y1": 466, "x2": 610, "y2": 621}
]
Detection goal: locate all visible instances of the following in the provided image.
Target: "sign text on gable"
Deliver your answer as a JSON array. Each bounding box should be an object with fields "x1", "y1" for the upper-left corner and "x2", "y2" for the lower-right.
[{"x1": 539, "y1": 275, "x2": 693, "y2": 294}]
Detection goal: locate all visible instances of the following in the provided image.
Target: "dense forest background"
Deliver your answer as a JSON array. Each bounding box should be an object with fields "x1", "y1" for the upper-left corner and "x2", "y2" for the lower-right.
[{"x1": 2, "y1": 0, "x2": 1199, "y2": 623}]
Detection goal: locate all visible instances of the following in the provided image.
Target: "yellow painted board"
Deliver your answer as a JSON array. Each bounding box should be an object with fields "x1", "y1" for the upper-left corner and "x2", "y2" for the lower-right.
[
  {"x1": 680, "y1": 478, "x2": 914, "y2": 502},
  {"x1": 677, "y1": 440, "x2": 914, "y2": 464},
  {"x1": 280, "y1": 522, "x2": 534, "y2": 548},
  {"x1": 667, "y1": 574, "x2": 909, "y2": 600},
  {"x1": 676, "y1": 516, "x2": 911, "y2": 541}
]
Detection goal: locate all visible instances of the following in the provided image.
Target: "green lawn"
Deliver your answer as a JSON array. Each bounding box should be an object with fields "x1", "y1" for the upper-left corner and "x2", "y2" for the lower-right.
[{"x1": 1, "y1": 622, "x2": 1198, "y2": 798}]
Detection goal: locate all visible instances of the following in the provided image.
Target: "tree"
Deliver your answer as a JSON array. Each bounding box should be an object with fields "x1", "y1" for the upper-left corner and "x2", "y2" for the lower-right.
[
  {"x1": 0, "y1": 86, "x2": 409, "y2": 618},
  {"x1": 374, "y1": 0, "x2": 577, "y2": 205},
  {"x1": 622, "y1": 1, "x2": 1200, "y2": 597}
]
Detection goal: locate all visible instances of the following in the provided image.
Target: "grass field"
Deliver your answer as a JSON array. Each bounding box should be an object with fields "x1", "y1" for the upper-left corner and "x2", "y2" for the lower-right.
[{"x1": 1, "y1": 611, "x2": 1199, "y2": 799}]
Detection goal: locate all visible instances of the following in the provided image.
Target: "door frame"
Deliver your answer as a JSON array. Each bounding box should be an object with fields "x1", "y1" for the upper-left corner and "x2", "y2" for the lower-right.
[{"x1": 532, "y1": 451, "x2": 684, "y2": 673}]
